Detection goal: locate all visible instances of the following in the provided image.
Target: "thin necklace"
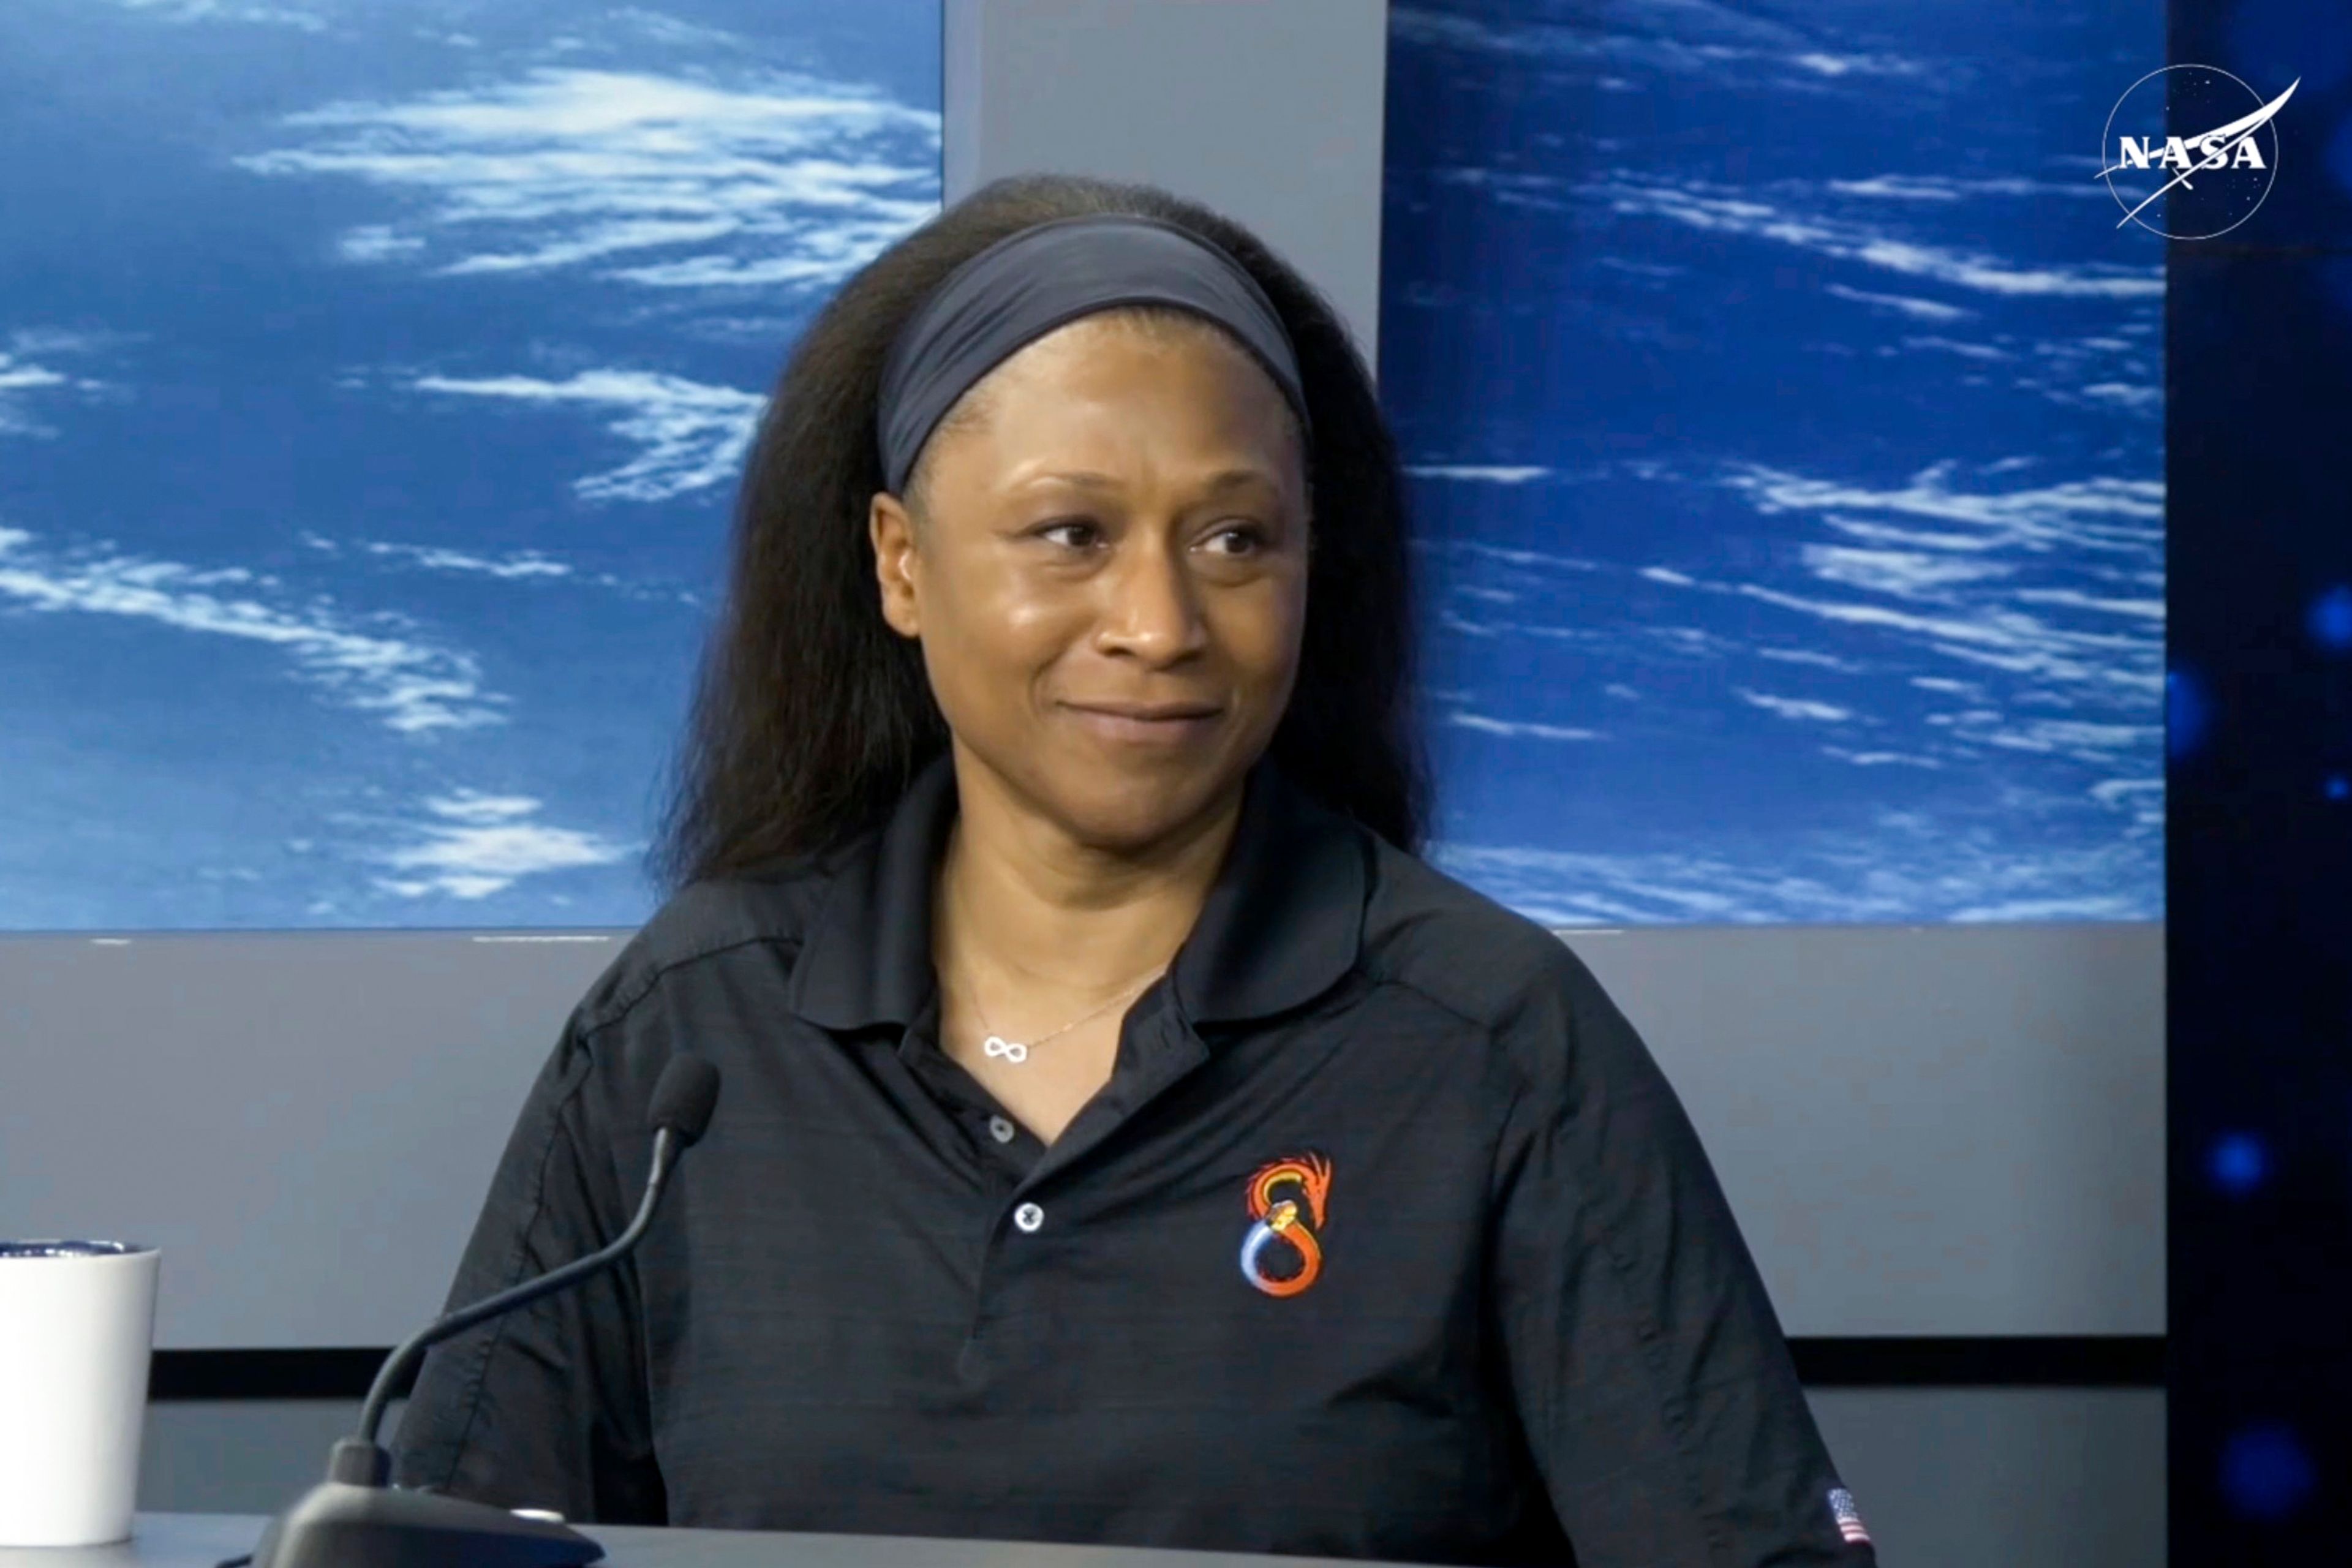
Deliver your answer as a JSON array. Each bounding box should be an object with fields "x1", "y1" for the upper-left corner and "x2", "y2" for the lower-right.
[{"x1": 968, "y1": 965, "x2": 1164, "y2": 1065}]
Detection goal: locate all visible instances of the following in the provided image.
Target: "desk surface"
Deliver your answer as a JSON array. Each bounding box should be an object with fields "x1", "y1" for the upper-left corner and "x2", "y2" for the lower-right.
[{"x1": 0, "y1": 1515, "x2": 1381, "y2": 1568}]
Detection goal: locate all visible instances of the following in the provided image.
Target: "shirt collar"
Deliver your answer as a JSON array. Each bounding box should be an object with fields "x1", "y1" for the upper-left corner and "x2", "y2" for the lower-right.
[{"x1": 785, "y1": 750, "x2": 1367, "y2": 1033}]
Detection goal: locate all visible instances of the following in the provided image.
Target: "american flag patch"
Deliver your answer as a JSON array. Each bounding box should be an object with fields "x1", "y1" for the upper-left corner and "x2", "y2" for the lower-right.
[{"x1": 1828, "y1": 1487, "x2": 1871, "y2": 1546}]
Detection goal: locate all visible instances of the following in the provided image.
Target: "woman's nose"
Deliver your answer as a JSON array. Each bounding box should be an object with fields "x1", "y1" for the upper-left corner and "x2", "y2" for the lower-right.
[{"x1": 1093, "y1": 537, "x2": 1207, "y2": 663}]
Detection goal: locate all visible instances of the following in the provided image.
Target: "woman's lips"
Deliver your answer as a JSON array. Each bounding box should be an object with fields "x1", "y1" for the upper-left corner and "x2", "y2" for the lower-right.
[{"x1": 1061, "y1": 703, "x2": 1225, "y2": 745}]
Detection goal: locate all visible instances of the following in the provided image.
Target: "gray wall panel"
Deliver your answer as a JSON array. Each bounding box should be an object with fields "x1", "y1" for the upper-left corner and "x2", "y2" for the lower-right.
[
  {"x1": 1, "y1": 933, "x2": 619, "y2": 1347},
  {"x1": 943, "y1": 0, "x2": 1388, "y2": 364},
  {"x1": 2, "y1": 925, "x2": 2160, "y2": 1346},
  {"x1": 1570, "y1": 922, "x2": 2165, "y2": 1336},
  {"x1": 1807, "y1": 1387, "x2": 2165, "y2": 1568}
]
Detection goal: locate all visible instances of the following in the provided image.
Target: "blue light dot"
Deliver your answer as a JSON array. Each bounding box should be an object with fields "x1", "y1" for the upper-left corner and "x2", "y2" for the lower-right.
[
  {"x1": 2166, "y1": 668, "x2": 2209, "y2": 759},
  {"x1": 2310, "y1": 586, "x2": 2352, "y2": 652},
  {"x1": 2328, "y1": 775, "x2": 2350, "y2": 802},
  {"x1": 2220, "y1": 1423, "x2": 2316, "y2": 1521},
  {"x1": 2208, "y1": 1133, "x2": 2267, "y2": 1196}
]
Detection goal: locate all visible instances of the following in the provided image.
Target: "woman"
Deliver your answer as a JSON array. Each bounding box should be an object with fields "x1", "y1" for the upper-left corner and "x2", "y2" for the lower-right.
[{"x1": 393, "y1": 174, "x2": 1874, "y2": 1567}]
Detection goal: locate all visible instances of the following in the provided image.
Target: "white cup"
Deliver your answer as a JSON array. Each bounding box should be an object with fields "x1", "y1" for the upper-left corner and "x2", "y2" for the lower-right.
[{"x1": 0, "y1": 1241, "x2": 160, "y2": 1547}]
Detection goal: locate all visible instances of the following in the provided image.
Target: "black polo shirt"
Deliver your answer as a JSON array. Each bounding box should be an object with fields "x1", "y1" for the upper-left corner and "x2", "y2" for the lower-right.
[{"x1": 393, "y1": 753, "x2": 1875, "y2": 1567}]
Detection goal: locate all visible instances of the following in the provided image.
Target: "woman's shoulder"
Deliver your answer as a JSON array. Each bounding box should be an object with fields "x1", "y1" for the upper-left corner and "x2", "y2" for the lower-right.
[
  {"x1": 1355, "y1": 840, "x2": 1675, "y2": 1114},
  {"x1": 1357, "y1": 835, "x2": 1624, "y2": 1059},
  {"x1": 569, "y1": 840, "x2": 865, "y2": 1036}
]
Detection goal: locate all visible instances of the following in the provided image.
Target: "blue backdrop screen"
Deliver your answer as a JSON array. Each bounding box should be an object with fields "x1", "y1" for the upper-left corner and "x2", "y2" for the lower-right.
[
  {"x1": 6, "y1": 1, "x2": 2173, "y2": 933},
  {"x1": 1381, "y1": 0, "x2": 2165, "y2": 925},
  {"x1": 0, "y1": 0, "x2": 941, "y2": 931}
]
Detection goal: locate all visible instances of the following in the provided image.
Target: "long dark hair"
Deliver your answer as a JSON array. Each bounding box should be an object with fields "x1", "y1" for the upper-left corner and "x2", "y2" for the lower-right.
[{"x1": 653, "y1": 173, "x2": 1427, "y2": 889}]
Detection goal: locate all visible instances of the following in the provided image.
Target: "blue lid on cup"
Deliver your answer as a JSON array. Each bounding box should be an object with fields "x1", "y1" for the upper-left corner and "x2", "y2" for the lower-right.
[{"x1": 0, "y1": 1240, "x2": 156, "y2": 1259}]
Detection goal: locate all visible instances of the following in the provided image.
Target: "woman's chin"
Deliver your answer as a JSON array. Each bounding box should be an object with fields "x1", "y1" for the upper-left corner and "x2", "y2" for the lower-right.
[{"x1": 1038, "y1": 762, "x2": 1251, "y2": 855}]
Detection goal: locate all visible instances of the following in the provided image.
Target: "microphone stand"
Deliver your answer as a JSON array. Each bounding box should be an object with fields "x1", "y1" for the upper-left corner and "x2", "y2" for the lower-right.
[{"x1": 249, "y1": 1099, "x2": 703, "y2": 1568}]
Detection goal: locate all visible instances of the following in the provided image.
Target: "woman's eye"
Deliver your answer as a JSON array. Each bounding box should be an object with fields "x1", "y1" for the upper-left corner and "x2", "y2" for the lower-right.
[
  {"x1": 1205, "y1": 523, "x2": 1267, "y2": 556},
  {"x1": 1037, "y1": 519, "x2": 1101, "y2": 549}
]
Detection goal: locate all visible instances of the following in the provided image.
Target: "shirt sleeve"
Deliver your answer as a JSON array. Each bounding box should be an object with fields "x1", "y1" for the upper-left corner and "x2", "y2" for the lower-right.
[
  {"x1": 388, "y1": 1019, "x2": 668, "y2": 1524},
  {"x1": 1488, "y1": 942, "x2": 1877, "y2": 1567}
]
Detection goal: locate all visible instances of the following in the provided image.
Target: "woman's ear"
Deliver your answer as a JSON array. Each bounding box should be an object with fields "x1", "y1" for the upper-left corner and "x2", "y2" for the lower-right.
[{"x1": 869, "y1": 491, "x2": 922, "y2": 640}]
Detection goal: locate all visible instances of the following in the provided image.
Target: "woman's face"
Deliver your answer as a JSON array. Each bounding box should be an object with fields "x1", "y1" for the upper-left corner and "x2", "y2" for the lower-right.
[{"x1": 869, "y1": 311, "x2": 1310, "y2": 851}]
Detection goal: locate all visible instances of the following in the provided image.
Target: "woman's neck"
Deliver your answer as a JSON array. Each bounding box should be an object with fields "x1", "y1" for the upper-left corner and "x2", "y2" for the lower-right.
[{"x1": 932, "y1": 754, "x2": 1245, "y2": 1005}]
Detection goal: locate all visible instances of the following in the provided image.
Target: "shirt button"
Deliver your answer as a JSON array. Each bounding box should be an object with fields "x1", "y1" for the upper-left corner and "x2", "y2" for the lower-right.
[
  {"x1": 988, "y1": 1115, "x2": 1017, "y2": 1144},
  {"x1": 1012, "y1": 1202, "x2": 1045, "y2": 1233}
]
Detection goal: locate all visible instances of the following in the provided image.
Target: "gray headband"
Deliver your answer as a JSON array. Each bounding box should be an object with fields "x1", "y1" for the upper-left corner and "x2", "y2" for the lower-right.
[{"x1": 876, "y1": 214, "x2": 1311, "y2": 496}]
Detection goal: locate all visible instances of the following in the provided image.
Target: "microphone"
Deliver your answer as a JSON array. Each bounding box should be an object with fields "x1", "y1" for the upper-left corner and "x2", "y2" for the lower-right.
[{"x1": 247, "y1": 1055, "x2": 722, "y2": 1568}]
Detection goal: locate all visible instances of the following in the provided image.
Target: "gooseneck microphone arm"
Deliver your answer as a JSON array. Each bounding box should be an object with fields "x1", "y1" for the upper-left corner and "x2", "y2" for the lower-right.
[
  {"x1": 323, "y1": 1051, "x2": 723, "y2": 1486},
  {"x1": 248, "y1": 1054, "x2": 722, "y2": 1568},
  {"x1": 353, "y1": 1122, "x2": 685, "y2": 1450}
]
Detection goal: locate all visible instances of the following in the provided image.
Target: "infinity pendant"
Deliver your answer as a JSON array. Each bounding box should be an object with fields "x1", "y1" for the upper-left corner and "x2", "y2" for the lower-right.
[{"x1": 982, "y1": 1035, "x2": 1028, "y2": 1063}]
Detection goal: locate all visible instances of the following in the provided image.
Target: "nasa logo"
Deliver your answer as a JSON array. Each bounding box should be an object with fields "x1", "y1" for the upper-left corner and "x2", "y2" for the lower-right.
[{"x1": 2099, "y1": 66, "x2": 2297, "y2": 241}]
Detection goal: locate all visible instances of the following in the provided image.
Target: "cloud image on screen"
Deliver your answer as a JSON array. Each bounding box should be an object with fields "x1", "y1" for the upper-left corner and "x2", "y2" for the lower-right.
[
  {"x1": 0, "y1": 0, "x2": 941, "y2": 930},
  {"x1": 1382, "y1": 0, "x2": 2164, "y2": 924}
]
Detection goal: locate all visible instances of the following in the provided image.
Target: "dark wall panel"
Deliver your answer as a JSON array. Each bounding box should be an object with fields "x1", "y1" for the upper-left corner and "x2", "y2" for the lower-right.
[{"x1": 2165, "y1": 0, "x2": 2352, "y2": 1556}]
